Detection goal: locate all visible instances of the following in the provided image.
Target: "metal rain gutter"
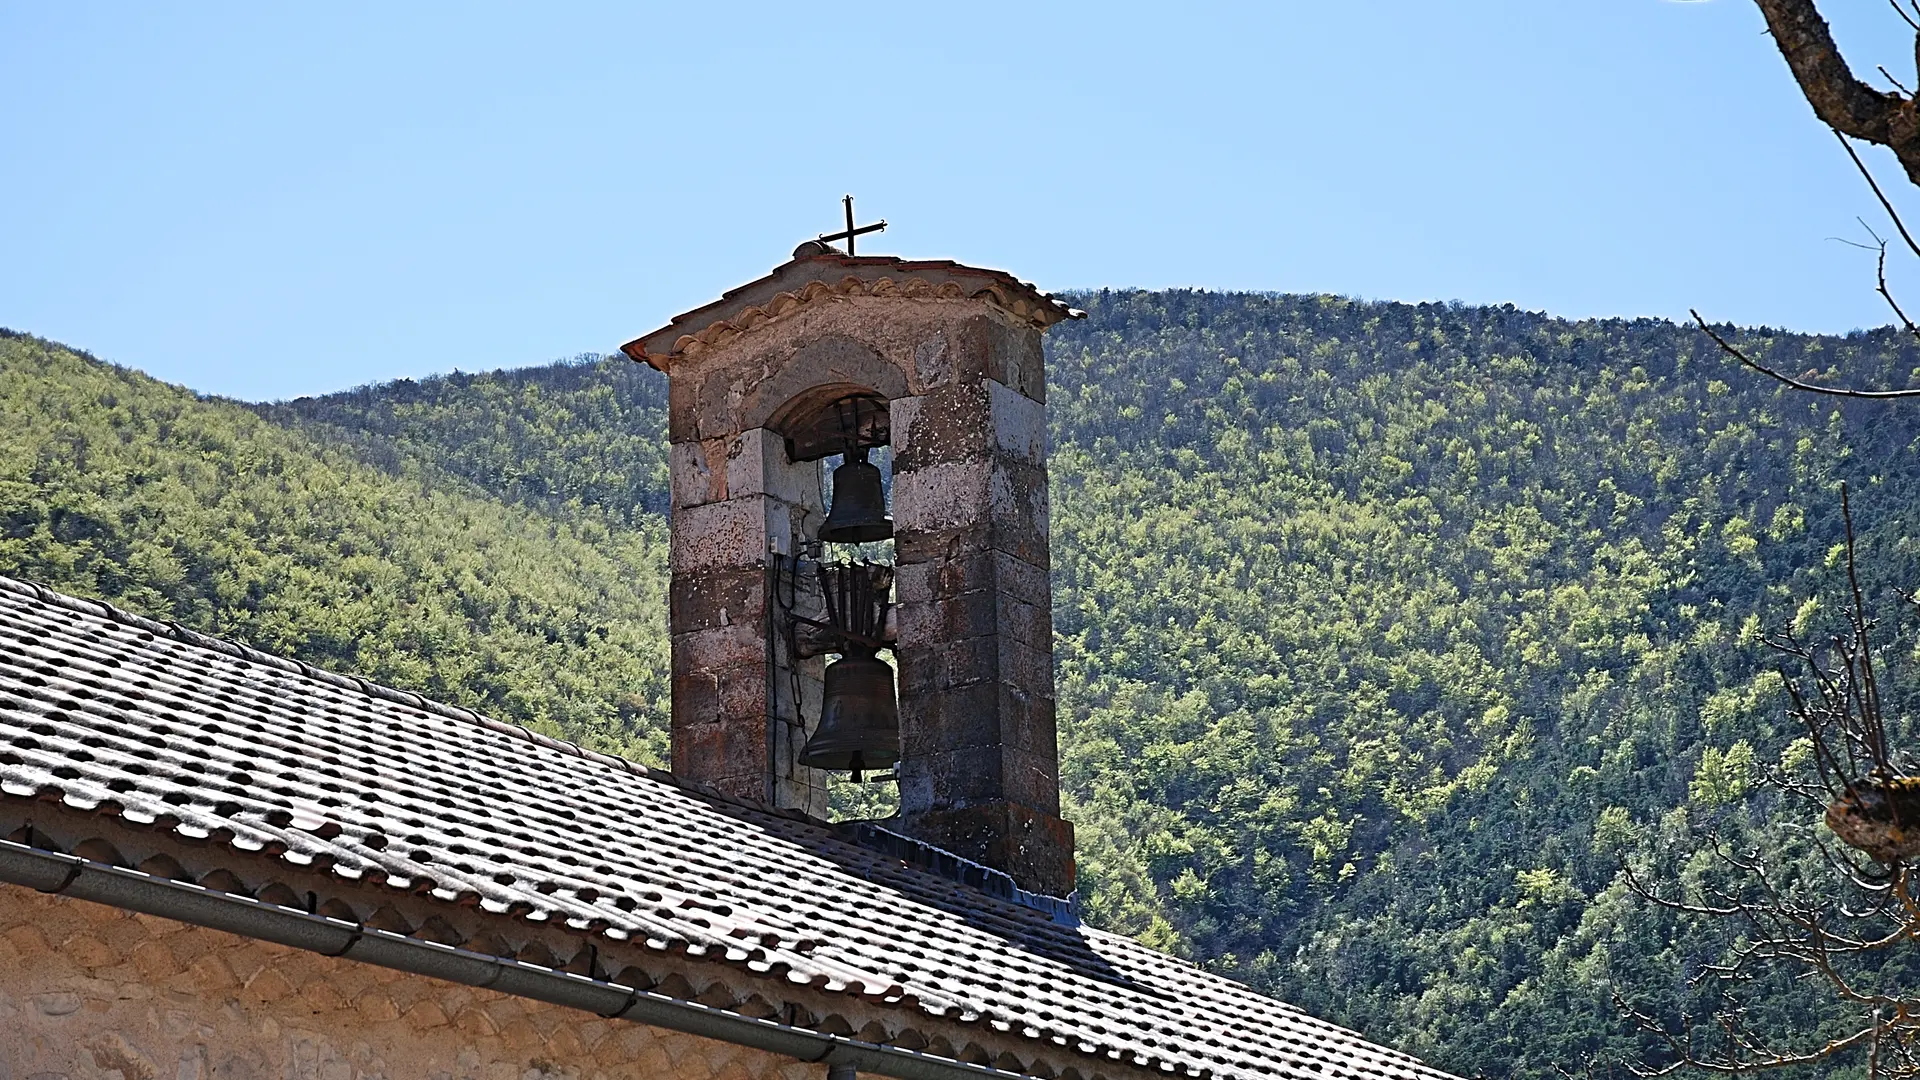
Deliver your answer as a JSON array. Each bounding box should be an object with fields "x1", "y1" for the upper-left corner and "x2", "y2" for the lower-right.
[{"x1": 0, "y1": 838, "x2": 1028, "y2": 1080}]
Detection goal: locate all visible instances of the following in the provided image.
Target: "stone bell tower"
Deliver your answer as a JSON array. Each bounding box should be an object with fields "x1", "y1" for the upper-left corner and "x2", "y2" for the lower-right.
[{"x1": 622, "y1": 218, "x2": 1081, "y2": 896}]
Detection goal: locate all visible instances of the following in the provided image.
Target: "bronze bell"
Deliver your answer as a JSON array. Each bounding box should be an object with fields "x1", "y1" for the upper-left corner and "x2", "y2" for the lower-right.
[
  {"x1": 800, "y1": 651, "x2": 900, "y2": 773},
  {"x1": 817, "y1": 449, "x2": 893, "y2": 544}
]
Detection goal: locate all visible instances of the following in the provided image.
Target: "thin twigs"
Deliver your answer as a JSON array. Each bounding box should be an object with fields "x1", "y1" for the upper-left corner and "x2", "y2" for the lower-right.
[
  {"x1": 1695, "y1": 128, "x2": 1920, "y2": 398},
  {"x1": 1837, "y1": 128, "x2": 1920, "y2": 259},
  {"x1": 1691, "y1": 311, "x2": 1920, "y2": 398},
  {"x1": 1891, "y1": 0, "x2": 1920, "y2": 34},
  {"x1": 1611, "y1": 495, "x2": 1920, "y2": 1076},
  {"x1": 1841, "y1": 486, "x2": 1893, "y2": 773},
  {"x1": 1869, "y1": 236, "x2": 1920, "y2": 343}
]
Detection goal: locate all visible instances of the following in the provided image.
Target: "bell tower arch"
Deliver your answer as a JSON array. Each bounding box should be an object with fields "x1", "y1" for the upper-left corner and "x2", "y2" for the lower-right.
[{"x1": 625, "y1": 242, "x2": 1083, "y2": 896}]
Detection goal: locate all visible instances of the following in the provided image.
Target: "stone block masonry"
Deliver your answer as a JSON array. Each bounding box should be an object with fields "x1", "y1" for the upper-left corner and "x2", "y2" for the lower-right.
[
  {"x1": 667, "y1": 420, "x2": 831, "y2": 818},
  {"x1": 888, "y1": 331, "x2": 1068, "y2": 894},
  {"x1": 0, "y1": 883, "x2": 810, "y2": 1080},
  {"x1": 633, "y1": 254, "x2": 1080, "y2": 896}
]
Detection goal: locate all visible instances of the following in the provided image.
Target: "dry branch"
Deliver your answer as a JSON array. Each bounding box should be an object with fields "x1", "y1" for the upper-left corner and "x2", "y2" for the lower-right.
[
  {"x1": 1690, "y1": 311, "x2": 1920, "y2": 399},
  {"x1": 1613, "y1": 488, "x2": 1920, "y2": 1076},
  {"x1": 1755, "y1": 0, "x2": 1920, "y2": 185}
]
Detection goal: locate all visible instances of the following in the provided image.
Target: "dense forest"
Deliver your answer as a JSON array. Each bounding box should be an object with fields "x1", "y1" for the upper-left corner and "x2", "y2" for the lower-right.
[
  {"x1": 0, "y1": 330, "x2": 670, "y2": 762},
  {"x1": 4, "y1": 293, "x2": 1919, "y2": 1078}
]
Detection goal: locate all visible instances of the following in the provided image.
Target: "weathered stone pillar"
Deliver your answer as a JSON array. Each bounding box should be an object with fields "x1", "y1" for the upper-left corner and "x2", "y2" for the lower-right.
[
  {"x1": 667, "y1": 426, "x2": 829, "y2": 816},
  {"x1": 890, "y1": 316, "x2": 1073, "y2": 896}
]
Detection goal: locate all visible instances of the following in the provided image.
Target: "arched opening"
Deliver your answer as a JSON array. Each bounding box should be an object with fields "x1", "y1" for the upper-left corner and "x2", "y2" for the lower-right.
[
  {"x1": 765, "y1": 384, "x2": 888, "y2": 463},
  {"x1": 767, "y1": 386, "x2": 900, "y2": 821}
]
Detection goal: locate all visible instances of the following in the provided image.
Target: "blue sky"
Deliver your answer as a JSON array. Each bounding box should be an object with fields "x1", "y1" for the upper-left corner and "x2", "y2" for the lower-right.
[{"x1": 4, "y1": 1, "x2": 1918, "y2": 401}]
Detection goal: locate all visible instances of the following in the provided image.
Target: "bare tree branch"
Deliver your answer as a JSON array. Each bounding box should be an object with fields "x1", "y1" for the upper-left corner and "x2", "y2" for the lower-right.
[
  {"x1": 1891, "y1": 0, "x2": 1920, "y2": 36},
  {"x1": 1753, "y1": 0, "x2": 1920, "y2": 185},
  {"x1": 1690, "y1": 310, "x2": 1920, "y2": 399},
  {"x1": 1865, "y1": 234, "x2": 1920, "y2": 344},
  {"x1": 1835, "y1": 129, "x2": 1920, "y2": 261},
  {"x1": 1610, "y1": 494, "x2": 1920, "y2": 1076}
]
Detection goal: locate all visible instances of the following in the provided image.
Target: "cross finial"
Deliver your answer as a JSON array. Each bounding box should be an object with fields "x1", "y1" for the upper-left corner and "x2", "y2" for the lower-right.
[{"x1": 817, "y1": 194, "x2": 886, "y2": 256}]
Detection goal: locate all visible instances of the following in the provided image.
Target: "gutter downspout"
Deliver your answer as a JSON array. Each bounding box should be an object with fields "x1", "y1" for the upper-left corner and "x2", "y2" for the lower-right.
[{"x1": 0, "y1": 839, "x2": 1023, "y2": 1080}]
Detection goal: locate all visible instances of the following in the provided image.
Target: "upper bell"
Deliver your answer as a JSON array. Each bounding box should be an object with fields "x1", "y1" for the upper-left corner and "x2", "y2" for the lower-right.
[{"x1": 817, "y1": 450, "x2": 893, "y2": 544}]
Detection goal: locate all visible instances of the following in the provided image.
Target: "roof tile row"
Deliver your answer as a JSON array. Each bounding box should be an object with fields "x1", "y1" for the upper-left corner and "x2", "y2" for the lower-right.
[{"x1": 0, "y1": 574, "x2": 1452, "y2": 1080}]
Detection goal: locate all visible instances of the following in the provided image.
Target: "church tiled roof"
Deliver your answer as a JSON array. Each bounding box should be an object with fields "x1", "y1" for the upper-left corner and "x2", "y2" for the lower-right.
[{"x1": 0, "y1": 574, "x2": 1455, "y2": 1080}]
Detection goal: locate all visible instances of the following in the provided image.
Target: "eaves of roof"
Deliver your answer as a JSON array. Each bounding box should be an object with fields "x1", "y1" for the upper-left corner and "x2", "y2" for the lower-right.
[{"x1": 0, "y1": 836, "x2": 1023, "y2": 1080}]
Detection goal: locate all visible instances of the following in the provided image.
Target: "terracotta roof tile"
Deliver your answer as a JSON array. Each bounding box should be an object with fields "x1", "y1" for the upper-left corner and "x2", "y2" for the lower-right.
[{"x1": 0, "y1": 574, "x2": 1454, "y2": 1080}]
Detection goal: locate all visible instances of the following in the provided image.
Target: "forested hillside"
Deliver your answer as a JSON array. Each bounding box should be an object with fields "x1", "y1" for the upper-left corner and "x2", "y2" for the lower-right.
[
  {"x1": 0, "y1": 330, "x2": 670, "y2": 761},
  {"x1": 1044, "y1": 293, "x2": 1920, "y2": 1077},
  {"x1": 5, "y1": 295, "x2": 1920, "y2": 1078},
  {"x1": 256, "y1": 358, "x2": 670, "y2": 524}
]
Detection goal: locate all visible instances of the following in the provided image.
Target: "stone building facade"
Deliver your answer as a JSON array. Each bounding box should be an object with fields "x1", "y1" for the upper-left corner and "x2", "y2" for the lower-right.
[{"x1": 1, "y1": 887, "x2": 800, "y2": 1080}]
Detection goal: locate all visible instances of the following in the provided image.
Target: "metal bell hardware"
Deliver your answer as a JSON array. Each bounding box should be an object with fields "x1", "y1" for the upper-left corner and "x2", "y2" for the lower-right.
[
  {"x1": 804, "y1": 653, "x2": 901, "y2": 775},
  {"x1": 817, "y1": 448, "x2": 893, "y2": 545},
  {"x1": 798, "y1": 562, "x2": 899, "y2": 777}
]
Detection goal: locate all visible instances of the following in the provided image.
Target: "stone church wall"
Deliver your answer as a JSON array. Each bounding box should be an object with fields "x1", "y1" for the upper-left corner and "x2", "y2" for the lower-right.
[{"x1": 0, "y1": 884, "x2": 814, "y2": 1080}]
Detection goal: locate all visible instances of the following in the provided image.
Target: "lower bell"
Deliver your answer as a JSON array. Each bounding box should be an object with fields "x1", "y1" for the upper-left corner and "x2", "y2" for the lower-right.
[{"x1": 800, "y1": 652, "x2": 900, "y2": 772}]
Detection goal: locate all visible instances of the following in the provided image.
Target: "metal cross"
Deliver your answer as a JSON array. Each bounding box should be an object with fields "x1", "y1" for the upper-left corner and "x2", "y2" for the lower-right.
[{"x1": 817, "y1": 194, "x2": 886, "y2": 256}]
